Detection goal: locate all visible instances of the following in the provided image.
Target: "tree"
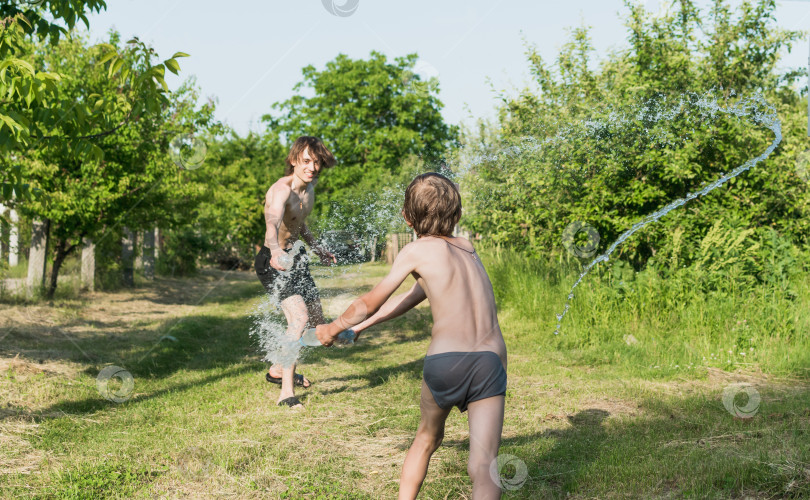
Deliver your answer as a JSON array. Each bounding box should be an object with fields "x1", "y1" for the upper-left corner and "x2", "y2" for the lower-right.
[
  {"x1": 264, "y1": 51, "x2": 459, "y2": 224},
  {"x1": 16, "y1": 31, "x2": 215, "y2": 298},
  {"x1": 0, "y1": 1, "x2": 182, "y2": 206}
]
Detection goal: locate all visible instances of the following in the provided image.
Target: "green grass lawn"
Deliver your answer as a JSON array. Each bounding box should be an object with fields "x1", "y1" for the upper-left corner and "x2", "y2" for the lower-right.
[{"x1": 1, "y1": 261, "x2": 809, "y2": 498}]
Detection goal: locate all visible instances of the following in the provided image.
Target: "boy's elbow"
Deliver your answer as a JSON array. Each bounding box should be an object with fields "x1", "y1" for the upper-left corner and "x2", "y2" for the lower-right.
[{"x1": 358, "y1": 296, "x2": 382, "y2": 322}]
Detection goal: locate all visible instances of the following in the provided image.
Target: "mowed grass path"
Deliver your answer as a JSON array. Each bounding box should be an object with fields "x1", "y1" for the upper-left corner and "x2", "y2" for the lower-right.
[{"x1": 1, "y1": 263, "x2": 809, "y2": 499}]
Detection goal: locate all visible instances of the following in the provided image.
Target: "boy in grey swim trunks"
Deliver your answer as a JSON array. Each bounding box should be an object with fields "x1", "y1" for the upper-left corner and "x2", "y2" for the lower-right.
[{"x1": 316, "y1": 173, "x2": 508, "y2": 499}]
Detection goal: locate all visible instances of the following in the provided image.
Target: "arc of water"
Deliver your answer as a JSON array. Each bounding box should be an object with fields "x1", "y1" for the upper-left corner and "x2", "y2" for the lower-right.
[{"x1": 554, "y1": 95, "x2": 783, "y2": 335}]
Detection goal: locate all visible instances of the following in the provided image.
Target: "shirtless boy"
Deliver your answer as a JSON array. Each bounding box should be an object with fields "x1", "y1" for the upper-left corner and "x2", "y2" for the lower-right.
[
  {"x1": 316, "y1": 173, "x2": 508, "y2": 499},
  {"x1": 254, "y1": 136, "x2": 337, "y2": 409}
]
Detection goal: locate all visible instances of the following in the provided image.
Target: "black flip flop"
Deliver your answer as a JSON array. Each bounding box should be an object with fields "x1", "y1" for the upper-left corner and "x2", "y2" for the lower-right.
[
  {"x1": 277, "y1": 396, "x2": 304, "y2": 408},
  {"x1": 265, "y1": 372, "x2": 311, "y2": 388}
]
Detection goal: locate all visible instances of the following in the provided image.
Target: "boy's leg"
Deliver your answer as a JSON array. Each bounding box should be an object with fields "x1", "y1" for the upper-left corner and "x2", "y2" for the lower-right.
[
  {"x1": 305, "y1": 297, "x2": 327, "y2": 326},
  {"x1": 275, "y1": 295, "x2": 309, "y2": 408},
  {"x1": 270, "y1": 265, "x2": 324, "y2": 383},
  {"x1": 466, "y1": 395, "x2": 505, "y2": 500},
  {"x1": 398, "y1": 380, "x2": 452, "y2": 500}
]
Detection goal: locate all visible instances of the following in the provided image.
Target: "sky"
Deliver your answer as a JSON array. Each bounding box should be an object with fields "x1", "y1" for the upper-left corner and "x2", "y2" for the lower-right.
[{"x1": 85, "y1": 0, "x2": 810, "y2": 137}]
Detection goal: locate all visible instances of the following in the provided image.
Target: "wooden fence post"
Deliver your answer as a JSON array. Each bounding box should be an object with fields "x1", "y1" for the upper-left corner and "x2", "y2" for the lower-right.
[
  {"x1": 26, "y1": 219, "x2": 49, "y2": 296},
  {"x1": 122, "y1": 227, "x2": 135, "y2": 287},
  {"x1": 9, "y1": 208, "x2": 19, "y2": 267},
  {"x1": 387, "y1": 233, "x2": 398, "y2": 264},
  {"x1": 81, "y1": 237, "x2": 95, "y2": 292},
  {"x1": 143, "y1": 229, "x2": 155, "y2": 280}
]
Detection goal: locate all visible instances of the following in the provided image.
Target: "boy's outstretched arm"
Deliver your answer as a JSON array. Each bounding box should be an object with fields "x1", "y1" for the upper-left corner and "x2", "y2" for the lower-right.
[
  {"x1": 351, "y1": 282, "x2": 426, "y2": 338},
  {"x1": 300, "y1": 223, "x2": 336, "y2": 265},
  {"x1": 316, "y1": 245, "x2": 419, "y2": 345}
]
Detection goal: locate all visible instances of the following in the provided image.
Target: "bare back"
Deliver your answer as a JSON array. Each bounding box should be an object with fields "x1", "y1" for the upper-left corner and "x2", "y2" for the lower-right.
[
  {"x1": 410, "y1": 237, "x2": 505, "y2": 361},
  {"x1": 349, "y1": 235, "x2": 506, "y2": 368}
]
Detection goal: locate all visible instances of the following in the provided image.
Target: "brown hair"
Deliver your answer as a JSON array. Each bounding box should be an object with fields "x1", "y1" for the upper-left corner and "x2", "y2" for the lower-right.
[
  {"x1": 403, "y1": 173, "x2": 461, "y2": 237},
  {"x1": 285, "y1": 136, "x2": 337, "y2": 175}
]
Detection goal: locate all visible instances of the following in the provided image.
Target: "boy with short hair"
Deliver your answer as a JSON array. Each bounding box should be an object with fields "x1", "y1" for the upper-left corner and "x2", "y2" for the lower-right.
[
  {"x1": 316, "y1": 172, "x2": 507, "y2": 499},
  {"x1": 255, "y1": 136, "x2": 337, "y2": 409}
]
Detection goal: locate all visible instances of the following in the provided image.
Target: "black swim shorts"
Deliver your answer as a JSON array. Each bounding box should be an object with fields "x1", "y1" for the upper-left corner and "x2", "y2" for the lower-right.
[
  {"x1": 422, "y1": 351, "x2": 507, "y2": 413},
  {"x1": 254, "y1": 245, "x2": 319, "y2": 303}
]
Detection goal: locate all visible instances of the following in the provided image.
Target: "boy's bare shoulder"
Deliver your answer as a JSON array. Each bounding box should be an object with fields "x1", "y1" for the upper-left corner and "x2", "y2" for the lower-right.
[
  {"x1": 400, "y1": 236, "x2": 445, "y2": 256},
  {"x1": 406, "y1": 236, "x2": 472, "y2": 249},
  {"x1": 266, "y1": 176, "x2": 293, "y2": 198},
  {"x1": 451, "y1": 236, "x2": 475, "y2": 251},
  {"x1": 402, "y1": 236, "x2": 477, "y2": 264}
]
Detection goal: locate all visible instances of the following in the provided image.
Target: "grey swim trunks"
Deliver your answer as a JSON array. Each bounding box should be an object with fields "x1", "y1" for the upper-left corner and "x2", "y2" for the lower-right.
[{"x1": 422, "y1": 351, "x2": 507, "y2": 413}]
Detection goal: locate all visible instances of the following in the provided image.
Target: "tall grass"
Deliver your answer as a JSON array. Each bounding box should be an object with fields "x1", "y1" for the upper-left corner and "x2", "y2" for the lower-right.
[{"x1": 482, "y1": 246, "x2": 810, "y2": 377}]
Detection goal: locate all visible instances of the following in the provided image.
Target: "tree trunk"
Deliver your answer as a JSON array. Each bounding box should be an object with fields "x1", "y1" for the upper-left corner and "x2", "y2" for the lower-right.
[
  {"x1": 46, "y1": 237, "x2": 81, "y2": 300},
  {"x1": 81, "y1": 237, "x2": 95, "y2": 292},
  {"x1": 122, "y1": 227, "x2": 135, "y2": 287},
  {"x1": 27, "y1": 219, "x2": 49, "y2": 297},
  {"x1": 46, "y1": 241, "x2": 67, "y2": 300},
  {"x1": 142, "y1": 229, "x2": 155, "y2": 280}
]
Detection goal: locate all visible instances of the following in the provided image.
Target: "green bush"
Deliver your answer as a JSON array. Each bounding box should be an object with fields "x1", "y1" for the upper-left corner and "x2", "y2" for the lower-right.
[{"x1": 462, "y1": 1, "x2": 809, "y2": 270}]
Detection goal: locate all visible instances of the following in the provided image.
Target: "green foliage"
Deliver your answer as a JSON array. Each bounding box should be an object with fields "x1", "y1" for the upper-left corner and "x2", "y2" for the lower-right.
[
  {"x1": 649, "y1": 214, "x2": 806, "y2": 294},
  {"x1": 0, "y1": 1, "x2": 183, "y2": 205},
  {"x1": 9, "y1": 31, "x2": 217, "y2": 297},
  {"x1": 481, "y1": 245, "x2": 810, "y2": 374},
  {"x1": 462, "y1": 0, "x2": 809, "y2": 272},
  {"x1": 265, "y1": 51, "x2": 459, "y2": 222},
  {"x1": 193, "y1": 131, "x2": 286, "y2": 267},
  {"x1": 156, "y1": 225, "x2": 211, "y2": 277},
  {"x1": 185, "y1": 52, "x2": 460, "y2": 267}
]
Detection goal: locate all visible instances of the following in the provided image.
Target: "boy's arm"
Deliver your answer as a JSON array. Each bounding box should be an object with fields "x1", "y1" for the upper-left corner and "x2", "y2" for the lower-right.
[
  {"x1": 264, "y1": 183, "x2": 290, "y2": 271},
  {"x1": 300, "y1": 223, "x2": 336, "y2": 265},
  {"x1": 351, "y1": 282, "x2": 426, "y2": 338},
  {"x1": 316, "y1": 244, "x2": 420, "y2": 345}
]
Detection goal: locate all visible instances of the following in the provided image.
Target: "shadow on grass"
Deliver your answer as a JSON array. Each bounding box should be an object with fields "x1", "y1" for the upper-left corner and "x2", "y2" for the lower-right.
[
  {"x1": 316, "y1": 358, "x2": 426, "y2": 396},
  {"x1": 0, "y1": 308, "x2": 270, "y2": 422},
  {"x1": 1, "y1": 362, "x2": 263, "y2": 423},
  {"x1": 110, "y1": 270, "x2": 263, "y2": 307},
  {"x1": 426, "y1": 409, "x2": 610, "y2": 497},
  {"x1": 433, "y1": 388, "x2": 810, "y2": 499}
]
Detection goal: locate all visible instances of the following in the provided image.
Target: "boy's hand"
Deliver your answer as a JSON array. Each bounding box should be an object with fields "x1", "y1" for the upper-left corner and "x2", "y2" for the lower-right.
[
  {"x1": 268, "y1": 251, "x2": 287, "y2": 271},
  {"x1": 315, "y1": 324, "x2": 335, "y2": 347},
  {"x1": 313, "y1": 247, "x2": 337, "y2": 266}
]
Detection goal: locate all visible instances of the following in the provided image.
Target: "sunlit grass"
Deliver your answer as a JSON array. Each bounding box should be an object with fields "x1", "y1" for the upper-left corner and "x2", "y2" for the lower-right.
[{"x1": 0, "y1": 260, "x2": 808, "y2": 498}]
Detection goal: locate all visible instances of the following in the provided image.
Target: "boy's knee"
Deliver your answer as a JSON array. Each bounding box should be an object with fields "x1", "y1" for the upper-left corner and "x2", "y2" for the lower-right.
[
  {"x1": 467, "y1": 454, "x2": 496, "y2": 481},
  {"x1": 291, "y1": 315, "x2": 307, "y2": 329},
  {"x1": 288, "y1": 310, "x2": 308, "y2": 328},
  {"x1": 415, "y1": 429, "x2": 443, "y2": 452}
]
